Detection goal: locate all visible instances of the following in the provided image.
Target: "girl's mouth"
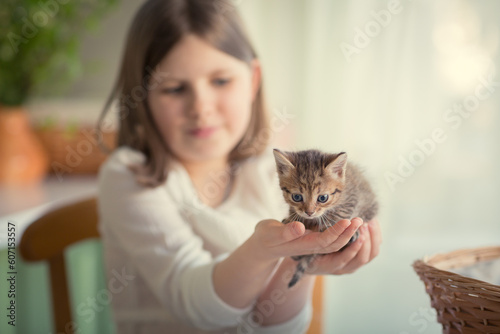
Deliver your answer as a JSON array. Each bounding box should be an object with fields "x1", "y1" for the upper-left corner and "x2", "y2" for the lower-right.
[{"x1": 189, "y1": 126, "x2": 218, "y2": 138}]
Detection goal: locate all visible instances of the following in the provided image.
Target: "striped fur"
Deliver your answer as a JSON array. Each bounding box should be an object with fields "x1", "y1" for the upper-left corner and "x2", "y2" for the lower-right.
[{"x1": 273, "y1": 149, "x2": 378, "y2": 288}]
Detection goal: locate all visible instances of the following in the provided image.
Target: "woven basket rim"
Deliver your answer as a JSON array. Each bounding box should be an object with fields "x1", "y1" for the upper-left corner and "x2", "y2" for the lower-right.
[
  {"x1": 413, "y1": 245, "x2": 500, "y2": 293},
  {"x1": 425, "y1": 246, "x2": 500, "y2": 268},
  {"x1": 413, "y1": 246, "x2": 500, "y2": 332}
]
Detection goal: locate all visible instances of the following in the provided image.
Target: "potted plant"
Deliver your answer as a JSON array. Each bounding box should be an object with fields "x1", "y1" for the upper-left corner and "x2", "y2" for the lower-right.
[{"x1": 0, "y1": 0, "x2": 118, "y2": 184}]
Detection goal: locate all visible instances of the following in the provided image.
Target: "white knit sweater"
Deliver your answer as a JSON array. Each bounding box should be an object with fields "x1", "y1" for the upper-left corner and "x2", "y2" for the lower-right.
[{"x1": 97, "y1": 146, "x2": 312, "y2": 334}]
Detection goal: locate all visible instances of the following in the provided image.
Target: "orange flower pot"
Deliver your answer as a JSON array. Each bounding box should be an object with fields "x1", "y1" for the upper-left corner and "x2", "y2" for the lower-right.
[{"x1": 0, "y1": 106, "x2": 49, "y2": 185}]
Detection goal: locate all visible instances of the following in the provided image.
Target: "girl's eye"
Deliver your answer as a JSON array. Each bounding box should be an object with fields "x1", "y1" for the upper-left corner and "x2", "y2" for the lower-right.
[
  {"x1": 162, "y1": 86, "x2": 184, "y2": 95},
  {"x1": 291, "y1": 194, "x2": 303, "y2": 202},
  {"x1": 317, "y1": 194, "x2": 329, "y2": 203},
  {"x1": 213, "y1": 78, "x2": 230, "y2": 86}
]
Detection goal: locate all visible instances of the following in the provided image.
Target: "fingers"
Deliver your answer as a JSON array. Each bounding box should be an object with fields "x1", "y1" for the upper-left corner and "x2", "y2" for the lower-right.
[
  {"x1": 368, "y1": 219, "x2": 382, "y2": 261},
  {"x1": 282, "y1": 221, "x2": 306, "y2": 242},
  {"x1": 333, "y1": 219, "x2": 382, "y2": 274},
  {"x1": 340, "y1": 224, "x2": 371, "y2": 273},
  {"x1": 315, "y1": 218, "x2": 363, "y2": 254},
  {"x1": 255, "y1": 217, "x2": 373, "y2": 262},
  {"x1": 306, "y1": 218, "x2": 382, "y2": 275},
  {"x1": 279, "y1": 218, "x2": 362, "y2": 257},
  {"x1": 255, "y1": 219, "x2": 305, "y2": 248},
  {"x1": 308, "y1": 236, "x2": 364, "y2": 274}
]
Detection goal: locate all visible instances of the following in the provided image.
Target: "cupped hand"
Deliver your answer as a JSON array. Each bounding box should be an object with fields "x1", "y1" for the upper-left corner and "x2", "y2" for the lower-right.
[
  {"x1": 251, "y1": 217, "x2": 364, "y2": 261},
  {"x1": 306, "y1": 218, "x2": 382, "y2": 275}
]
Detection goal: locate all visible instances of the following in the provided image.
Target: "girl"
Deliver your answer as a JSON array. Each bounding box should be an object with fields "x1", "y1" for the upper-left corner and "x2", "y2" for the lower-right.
[{"x1": 97, "y1": 0, "x2": 381, "y2": 333}]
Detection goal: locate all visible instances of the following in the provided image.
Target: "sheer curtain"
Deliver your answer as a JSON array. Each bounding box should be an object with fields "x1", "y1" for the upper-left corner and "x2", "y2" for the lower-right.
[{"x1": 239, "y1": 0, "x2": 500, "y2": 332}]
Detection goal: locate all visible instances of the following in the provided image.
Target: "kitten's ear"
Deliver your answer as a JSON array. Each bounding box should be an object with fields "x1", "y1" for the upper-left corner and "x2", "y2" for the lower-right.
[
  {"x1": 273, "y1": 149, "x2": 295, "y2": 175},
  {"x1": 325, "y1": 152, "x2": 347, "y2": 178}
]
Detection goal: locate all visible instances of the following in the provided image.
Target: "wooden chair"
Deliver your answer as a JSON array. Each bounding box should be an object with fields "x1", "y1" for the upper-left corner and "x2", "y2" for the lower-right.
[
  {"x1": 307, "y1": 275, "x2": 324, "y2": 334},
  {"x1": 20, "y1": 197, "x2": 99, "y2": 334},
  {"x1": 19, "y1": 197, "x2": 324, "y2": 334}
]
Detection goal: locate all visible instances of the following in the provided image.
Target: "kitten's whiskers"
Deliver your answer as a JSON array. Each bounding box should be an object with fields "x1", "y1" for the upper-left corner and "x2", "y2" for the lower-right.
[
  {"x1": 324, "y1": 215, "x2": 329, "y2": 232},
  {"x1": 319, "y1": 214, "x2": 334, "y2": 233},
  {"x1": 286, "y1": 212, "x2": 301, "y2": 225}
]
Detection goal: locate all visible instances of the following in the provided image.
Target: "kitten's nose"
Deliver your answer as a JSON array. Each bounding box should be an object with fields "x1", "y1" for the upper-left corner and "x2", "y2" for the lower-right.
[{"x1": 305, "y1": 211, "x2": 314, "y2": 216}]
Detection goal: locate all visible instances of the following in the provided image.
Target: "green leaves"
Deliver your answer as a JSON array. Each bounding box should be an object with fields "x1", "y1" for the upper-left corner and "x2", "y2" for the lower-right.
[{"x1": 0, "y1": 0, "x2": 119, "y2": 106}]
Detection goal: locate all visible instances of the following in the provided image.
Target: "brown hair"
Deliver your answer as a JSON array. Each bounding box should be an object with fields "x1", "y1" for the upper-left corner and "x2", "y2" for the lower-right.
[{"x1": 97, "y1": 0, "x2": 270, "y2": 187}]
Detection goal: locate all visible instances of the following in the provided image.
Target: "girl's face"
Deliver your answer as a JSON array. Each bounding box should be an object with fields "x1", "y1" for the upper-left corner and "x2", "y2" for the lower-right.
[{"x1": 148, "y1": 34, "x2": 261, "y2": 166}]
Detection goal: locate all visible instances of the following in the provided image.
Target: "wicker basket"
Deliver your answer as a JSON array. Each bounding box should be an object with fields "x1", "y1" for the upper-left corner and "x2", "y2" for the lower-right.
[{"x1": 413, "y1": 246, "x2": 500, "y2": 334}]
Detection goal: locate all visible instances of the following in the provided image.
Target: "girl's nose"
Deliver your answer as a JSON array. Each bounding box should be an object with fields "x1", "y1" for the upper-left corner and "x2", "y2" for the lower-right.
[{"x1": 188, "y1": 87, "x2": 214, "y2": 119}]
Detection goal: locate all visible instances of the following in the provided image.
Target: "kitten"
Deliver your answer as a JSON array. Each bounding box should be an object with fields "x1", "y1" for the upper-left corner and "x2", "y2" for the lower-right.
[{"x1": 273, "y1": 149, "x2": 378, "y2": 288}]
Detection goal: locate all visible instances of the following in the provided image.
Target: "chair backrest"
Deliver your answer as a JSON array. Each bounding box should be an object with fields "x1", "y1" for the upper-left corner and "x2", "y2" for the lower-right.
[{"x1": 20, "y1": 197, "x2": 99, "y2": 334}]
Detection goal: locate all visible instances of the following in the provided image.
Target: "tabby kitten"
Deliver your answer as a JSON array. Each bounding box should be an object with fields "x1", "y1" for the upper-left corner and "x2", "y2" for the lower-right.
[{"x1": 273, "y1": 149, "x2": 378, "y2": 288}]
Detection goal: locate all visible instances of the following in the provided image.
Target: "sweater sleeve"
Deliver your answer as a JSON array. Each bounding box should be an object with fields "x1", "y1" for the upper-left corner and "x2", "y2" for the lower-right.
[
  {"x1": 97, "y1": 149, "x2": 252, "y2": 330},
  {"x1": 237, "y1": 295, "x2": 313, "y2": 334}
]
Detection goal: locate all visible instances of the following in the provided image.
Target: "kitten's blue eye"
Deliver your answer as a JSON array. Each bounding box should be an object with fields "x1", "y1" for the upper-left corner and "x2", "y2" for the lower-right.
[
  {"x1": 291, "y1": 194, "x2": 303, "y2": 202},
  {"x1": 317, "y1": 194, "x2": 329, "y2": 203}
]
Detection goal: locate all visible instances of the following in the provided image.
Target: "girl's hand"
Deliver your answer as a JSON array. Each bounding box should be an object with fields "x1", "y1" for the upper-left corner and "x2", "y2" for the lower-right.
[
  {"x1": 250, "y1": 217, "x2": 364, "y2": 262},
  {"x1": 305, "y1": 218, "x2": 382, "y2": 275},
  {"x1": 213, "y1": 218, "x2": 380, "y2": 310}
]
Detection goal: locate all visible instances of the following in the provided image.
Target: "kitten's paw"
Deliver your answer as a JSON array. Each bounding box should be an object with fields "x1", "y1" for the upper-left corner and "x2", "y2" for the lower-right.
[
  {"x1": 349, "y1": 230, "x2": 360, "y2": 244},
  {"x1": 339, "y1": 230, "x2": 360, "y2": 251}
]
